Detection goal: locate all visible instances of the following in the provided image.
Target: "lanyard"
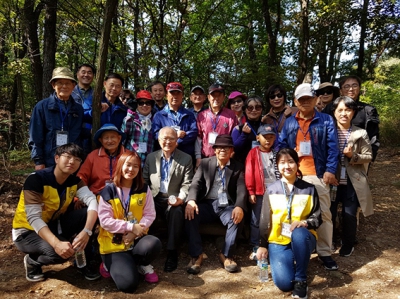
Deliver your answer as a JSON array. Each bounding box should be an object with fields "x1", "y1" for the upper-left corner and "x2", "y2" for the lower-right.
[
  {"x1": 208, "y1": 109, "x2": 221, "y2": 131},
  {"x1": 109, "y1": 156, "x2": 116, "y2": 179},
  {"x1": 57, "y1": 101, "x2": 70, "y2": 131},
  {"x1": 218, "y1": 166, "x2": 226, "y2": 191},
  {"x1": 298, "y1": 119, "x2": 312, "y2": 141},
  {"x1": 246, "y1": 122, "x2": 258, "y2": 136},
  {"x1": 340, "y1": 127, "x2": 352, "y2": 163},
  {"x1": 281, "y1": 180, "x2": 295, "y2": 223},
  {"x1": 120, "y1": 188, "x2": 131, "y2": 218}
]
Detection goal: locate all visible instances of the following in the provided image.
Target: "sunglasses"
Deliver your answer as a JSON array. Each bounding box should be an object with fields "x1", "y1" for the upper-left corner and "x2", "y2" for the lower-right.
[
  {"x1": 137, "y1": 101, "x2": 152, "y2": 106},
  {"x1": 231, "y1": 99, "x2": 243, "y2": 105},
  {"x1": 316, "y1": 89, "x2": 333, "y2": 96},
  {"x1": 247, "y1": 105, "x2": 263, "y2": 112},
  {"x1": 269, "y1": 93, "x2": 283, "y2": 100}
]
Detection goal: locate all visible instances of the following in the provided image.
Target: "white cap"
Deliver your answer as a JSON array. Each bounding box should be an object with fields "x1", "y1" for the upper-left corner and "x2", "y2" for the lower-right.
[{"x1": 294, "y1": 83, "x2": 314, "y2": 99}]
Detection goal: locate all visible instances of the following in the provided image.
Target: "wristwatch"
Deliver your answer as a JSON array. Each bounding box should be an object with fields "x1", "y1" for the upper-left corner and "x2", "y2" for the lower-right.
[{"x1": 83, "y1": 228, "x2": 93, "y2": 236}]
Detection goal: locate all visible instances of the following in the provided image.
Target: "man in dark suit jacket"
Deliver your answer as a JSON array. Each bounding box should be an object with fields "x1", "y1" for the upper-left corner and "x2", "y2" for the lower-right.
[
  {"x1": 143, "y1": 127, "x2": 193, "y2": 272},
  {"x1": 185, "y1": 134, "x2": 247, "y2": 274}
]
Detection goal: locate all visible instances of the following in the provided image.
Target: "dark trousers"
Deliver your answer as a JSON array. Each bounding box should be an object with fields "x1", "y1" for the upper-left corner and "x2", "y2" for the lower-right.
[
  {"x1": 153, "y1": 196, "x2": 184, "y2": 251},
  {"x1": 185, "y1": 199, "x2": 243, "y2": 258},
  {"x1": 101, "y1": 235, "x2": 161, "y2": 293},
  {"x1": 14, "y1": 207, "x2": 90, "y2": 265},
  {"x1": 330, "y1": 179, "x2": 359, "y2": 247}
]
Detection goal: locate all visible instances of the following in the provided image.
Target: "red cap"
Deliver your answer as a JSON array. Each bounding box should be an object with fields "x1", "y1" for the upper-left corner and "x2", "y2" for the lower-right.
[
  {"x1": 136, "y1": 90, "x2": 153, "y2": 100},
  {"x1": 166, "y1": 82, "x2": 184, "y2": 92}
]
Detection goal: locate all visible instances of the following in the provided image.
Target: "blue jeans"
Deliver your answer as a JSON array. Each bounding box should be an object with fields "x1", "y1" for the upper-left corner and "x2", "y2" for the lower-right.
[
  {"x1": 250, "y1": 195, "x2": 263, "y2": 246},
  {"x1": 268, "y1": 227, "x2": 316, "y2": 292}
]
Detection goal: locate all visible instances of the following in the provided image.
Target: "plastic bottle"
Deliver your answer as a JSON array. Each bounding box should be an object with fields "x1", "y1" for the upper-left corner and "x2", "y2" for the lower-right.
[
  {"x1": 168, "y1": 195, "x2": 177, "y2": 205},
  {"x1": 258, "y1": 258, "x2": 269, "y2": 282},
  {"x1": 330, "y1": 185, "x2": 337, "y2": 202},
  {"x1": 75, "y1": 248, "x2": 86, "y2": 268},
  {"x1": 127, "y1": 212, "x2": 137, "y2": 224}
]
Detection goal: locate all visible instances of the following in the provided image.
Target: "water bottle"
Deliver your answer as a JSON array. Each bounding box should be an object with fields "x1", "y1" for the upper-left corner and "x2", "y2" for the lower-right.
[
  {"x1": 330, "y1": 185, "x2": 337, "y2": 202},
  {"x1": 258, "y1": 258, "x2": 269, "y2": 282},
  {"x1": 75, "y1": 249, "x2": 86, "y2": 268},
  {"x1": 127, "y1": 212, "x2": 137, "y2": 224}
]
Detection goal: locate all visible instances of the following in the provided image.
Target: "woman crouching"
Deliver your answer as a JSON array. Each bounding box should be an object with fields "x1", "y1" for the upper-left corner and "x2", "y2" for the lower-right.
[
  {"x1": 98, "y1": 152, "x2": 161, "y2": 293},
  {"x1": 257, "y1": 148, "x2": 321, "y2": 299}
]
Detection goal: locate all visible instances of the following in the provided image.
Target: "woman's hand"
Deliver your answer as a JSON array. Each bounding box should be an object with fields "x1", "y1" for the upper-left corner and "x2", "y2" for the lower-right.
[
  {"x1": 290, "y1": 220, "x2": 308, "y2": 231},
  {"x1": 343, "y1": 145, "x2": 353, "y2": 158},
  {"x1": 242, "y1": 123, "x2": 251, "y2": 134},
  {"x1": 132, "y1": 223, "x2": 146, "y2": 238},
  {"x1": 256, "y1": 246, "x2": 268, "y2": 261},
  {"x1": 123, "y1": 232, "x2": 136, "y2": 245}
]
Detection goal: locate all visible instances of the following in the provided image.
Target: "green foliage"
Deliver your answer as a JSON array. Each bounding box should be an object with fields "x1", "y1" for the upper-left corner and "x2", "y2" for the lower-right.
[{"x1": 362, "y1": 58, "x2": 400, "y2": 146}]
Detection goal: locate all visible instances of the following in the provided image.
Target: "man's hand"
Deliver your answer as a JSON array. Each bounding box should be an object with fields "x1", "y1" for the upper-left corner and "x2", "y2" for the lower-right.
[
  {"x1": 101, "y1": 103, "x2": 109, "y2": 112},
  {"x1": 177, "y1": 130, "x2": 186, "y2": 139},
  {"x1": 169, "y1": 197, "x2": 184, "y2": 207},
  {"x1": 343, "y1": 145, "x2": 353, "y2": 158},
  {"x1": 35, "y1": 164, "x2": 45, "y2": 171},
  {"x1": 185, "y1": 200, "x2": 199, "y2": 220},
  {"x1": 323, "y1": 172, "x2": 337, "y2": 185},
  {"x1": 231, "y1": 206, "x2": 244, "y2": 224},
  {"x1": 249, "y1": 195, "x2": 257, "y2": 204},
  {"x1": 54, "y1": 240, "x2": 75, "y2": 259},
  {"x1": 256, "y1": 246, "x2": 268, "y2": 261}
]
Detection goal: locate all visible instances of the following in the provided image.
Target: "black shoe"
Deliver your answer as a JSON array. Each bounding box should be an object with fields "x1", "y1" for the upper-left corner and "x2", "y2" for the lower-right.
[
  {"x1": 78, "y1": 265, "x2": 101, "y2": 281},
  {"x1": 292, "y1": 280, "x2": 308, "y2": 299},
  {"x1": 164, "y1": 250, "x2": 178, "y2": 272},
  {"x1": 339, "y1": 245, "x2": 354, "y2": 257},
  {"x1": 319, "y1": 256, "x2": 338, "y2": 271},
  {"x1": 24, "y1": 254, "x2": 45, "y2": 282}
]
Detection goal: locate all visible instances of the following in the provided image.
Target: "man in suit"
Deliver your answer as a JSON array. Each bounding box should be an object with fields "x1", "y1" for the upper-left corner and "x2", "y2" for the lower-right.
[
  {"x1": 143, "y1": 127, "x2": 193, "y2": 272},
  {"x1": 185, "y1": 135, "x2": 247, "y2": 274}
]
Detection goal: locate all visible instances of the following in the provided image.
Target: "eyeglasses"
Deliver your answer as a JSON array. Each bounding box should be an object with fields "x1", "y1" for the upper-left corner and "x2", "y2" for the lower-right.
[
  {"x1": 215, "y1": 146, "x2": 231, "y2": 151},
  {"x1": 269, "y1": 93, "x2": 283, "y2": 100},
  {"x1": 246, "y1": 105, "x2": 263, "y2": 112},
  {"x1": 55, "y1": 81, "x2": 74, "y2": 87},
  {"x1": 60, "y1": 154, "x2": 82, "y2": 163},
  {"x1": 316, "y1": 88, "x2": 333, "y2": 96},
  {"x1": 137, "y1": 101, "x2": 152, "y2": 106},
  {"x1": 231, "y1": 99, "x2": 243, "y2": 105},
  {"x1": 342, "y1": 83, "x2": 359, "y2": 90},
  {"x1": 160, "y1": 137, "x2": 176, "y2": 143}
]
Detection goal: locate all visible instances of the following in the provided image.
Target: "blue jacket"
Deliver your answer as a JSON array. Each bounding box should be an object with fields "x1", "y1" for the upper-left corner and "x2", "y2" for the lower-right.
[
  {"x1": 99, "y1": 92, "x2": 127, "y2": 130},
  {"x1": 152, "y1": 104, "x2": 198, "y2": 156},
  {"x1": 29, "y1": 94, "x2": 83, "y2": 167},
  {"x1": 278, "y1": 111, "x2": 339, "y2": 178}
]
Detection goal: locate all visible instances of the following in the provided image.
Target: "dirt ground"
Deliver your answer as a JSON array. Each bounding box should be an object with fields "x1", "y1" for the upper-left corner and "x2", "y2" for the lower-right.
[{"x1": 0, "y1": 147, "x2": 400, "y2": 299}]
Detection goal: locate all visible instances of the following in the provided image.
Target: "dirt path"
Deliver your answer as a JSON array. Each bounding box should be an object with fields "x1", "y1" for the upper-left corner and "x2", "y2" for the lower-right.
[{"x1": 0, "y1": 147, "x2": 400, "y2": 298}]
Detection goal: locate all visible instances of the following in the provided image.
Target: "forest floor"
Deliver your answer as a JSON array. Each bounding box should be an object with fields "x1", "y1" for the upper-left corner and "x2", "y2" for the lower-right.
[{"x1": 0, "y1": 147, "x2": 400, "y2": 299}]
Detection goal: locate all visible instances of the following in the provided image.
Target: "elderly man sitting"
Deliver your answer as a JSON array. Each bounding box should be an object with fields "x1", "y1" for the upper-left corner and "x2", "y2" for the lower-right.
[{"x1": 185, "y1": 134, "x2": 247, "y2": 274}]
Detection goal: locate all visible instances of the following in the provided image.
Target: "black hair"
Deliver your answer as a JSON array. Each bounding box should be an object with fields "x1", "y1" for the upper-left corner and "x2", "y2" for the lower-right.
[
  {"x1": 147, "y1": 80, "x2": 166, "y2": 92},
  {"x1": 55, "y1": 143, "x2": 84, "y2": 161},
  {"x1": 276, "y1": 148, "x2": 303, "y2": 179},
  {"x1": 244, "y1": 95, "x2": 264, "y2": 112},
  {"x1": 338, "y1": 75, "x2": 362, "y2": 89},
  {"x1": 104, "y1": 73, "x2": 124, "y2": 86},
  {"x1": 331, "y1": 96, "x2": 358, "y2": 114},
  {"x1": 77, "y1": 63, "x2": 96, "y2": 75},
  {"x1": 267, "y1": 84, "x2": 287, "y2": 101}
]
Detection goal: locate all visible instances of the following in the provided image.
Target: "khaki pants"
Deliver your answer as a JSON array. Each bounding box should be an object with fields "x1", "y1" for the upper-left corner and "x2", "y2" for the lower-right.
[{"x1": 302, "y1": 175, "x2": 332, "y2": 257}]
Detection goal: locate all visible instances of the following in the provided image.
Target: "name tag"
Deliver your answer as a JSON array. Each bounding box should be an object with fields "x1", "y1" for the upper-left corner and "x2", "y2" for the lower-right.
[
  {"x1": 281, "y1": 222, "x2": 292, "y2": 238},
  {"x1": 340, "y1": 166, "x2": 347, "y2": 179},
  {"x1": 105, "y1": 179, "x2": 113, "y2": 186},
  {"x1": 138, "y1": 142, "x2": 147, "y2": 153},
  {"x1": 56, "y1": 131, "x2": 68, "y2": 147},
  {"x1": 171, "y1": 125, "x2": 180, "y2": 132},
  {"x1": 208, "y1": 132, "x2": 218, "y2": 145},
  {"x1": 252, "y1": 141, "x2": 259, "y2": 148},
  {"x1": 218, "y1": 189, "x2": 228, "y2": 208},
  {"x1": 299, "y1": 141, "x2": 312, "y2": 156}
]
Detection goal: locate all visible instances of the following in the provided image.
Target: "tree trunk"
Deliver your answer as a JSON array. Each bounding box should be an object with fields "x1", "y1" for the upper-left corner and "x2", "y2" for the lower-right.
[
  {"x1": 133, "y1": 0, "x2": 140, "y2": 90},
  {"x1": 357, "y1": 0, "x2": 369, "y2": 79},
  {"x1": 42, "y1": 0, "x2": 58, "y2": 98},
  {"x1": 23, "y1": 0, "x2": 45, "y2": 103},
  {"x1": 297, "y1": 0, "x2": 310, "y2": 85},
  {"x1": 92, "y1": 0, "x2": 119, "y2": 147}
]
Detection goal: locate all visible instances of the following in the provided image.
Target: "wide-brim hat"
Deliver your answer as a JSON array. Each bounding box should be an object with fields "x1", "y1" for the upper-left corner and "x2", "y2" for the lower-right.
[
  {"x1": 212, "y1": 134, "x2": 234, "y2": 148},
  {"x1": 93, "y1": 123, "x2": 126, "y2": 147},
  {"x1": 49, "y1": 67, "x2": 77, "y2": 84},
  {"x1": 316, "y1": 82, "x2": 340, "y2": 93}
]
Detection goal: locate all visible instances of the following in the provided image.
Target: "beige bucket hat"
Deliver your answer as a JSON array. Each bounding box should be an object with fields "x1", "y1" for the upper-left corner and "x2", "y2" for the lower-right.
[{"x1": 49, "y1": 67, "x2": 77, "y2": 84}]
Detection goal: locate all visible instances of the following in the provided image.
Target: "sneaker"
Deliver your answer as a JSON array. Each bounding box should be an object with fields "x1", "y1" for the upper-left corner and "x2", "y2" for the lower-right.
[
  {"x1": 99, "y1": 262, "x2": 111, "y2": 278},
  {"x1": 78, "y1": 265, "x2": 101, "y2": 281},
  {"x1": 249, "y1": 246, "x2": 259, "y2": 261},
  {"x1": 292, "y1": 280, "x2": 308, "y2": 299},
  {"x1": 138, "y1": 264, "x2": 158, "y2": 283},
  {"x1": 24, "y1": 255, "x2": 45, "y2": 282},
  {"x1": 339, "y1": 245, "x2": 354, "y2": 257},
  {"x1": 319, "y1": 256, "x2": 338, "y2": 271}
]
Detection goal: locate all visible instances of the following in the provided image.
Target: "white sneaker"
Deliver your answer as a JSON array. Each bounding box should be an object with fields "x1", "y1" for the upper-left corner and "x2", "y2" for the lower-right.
[{"x1": 138, "y1": 264, "x2": 154, "y2": 275}]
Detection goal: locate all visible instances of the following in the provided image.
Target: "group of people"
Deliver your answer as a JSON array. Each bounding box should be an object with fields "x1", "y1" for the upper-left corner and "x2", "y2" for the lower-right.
[{"x1": 13, "y1": 64, "x2": 379, "y2": 298}]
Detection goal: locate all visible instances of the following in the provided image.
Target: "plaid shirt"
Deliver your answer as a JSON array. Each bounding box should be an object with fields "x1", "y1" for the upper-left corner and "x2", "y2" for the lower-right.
[{"x1": 121, "y1": 109, "x2": 154, "y2": 166}]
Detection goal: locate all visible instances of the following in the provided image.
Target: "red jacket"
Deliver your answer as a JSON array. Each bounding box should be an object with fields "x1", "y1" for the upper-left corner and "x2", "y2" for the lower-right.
[{"x1": 245, "y1": 147, "x2": 279, "y2": 196}]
